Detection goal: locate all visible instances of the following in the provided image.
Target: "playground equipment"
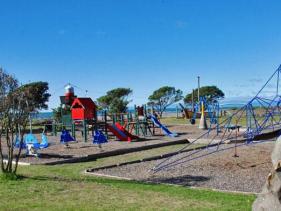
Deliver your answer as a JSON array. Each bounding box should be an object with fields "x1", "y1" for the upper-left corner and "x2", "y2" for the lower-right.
[
  {"x1": 93, "y1": 130, "x2": 107, "y2": 145},
  {"x1": 115, "y1": 122, "x2": 139, "y2": 141},
  {"x1": 191, "y1": 97, "x2": 220, "y2": 128},
  {"x1": 152, "y1": 64, "x2": 281, "y2": 173},
  {"x1": 106, "y1": 105, "x2": 155, "y2": 139},
  {"x1": 179, "y1": 103, "x2": 194, "y2": 119},
  {"x1": 149, "y1": 114, "x2": 178, "y2": 137},
  {"x1": 53, "y1": 85, "x2": 174, "y2": 142},
  {"x1": 198, "y1": 102, "x2": 208, "y2": 130},
  {"x1": 115, "y1": 105, "x2": 154, "y2": 137},
  {"x1": 70, "y1": 97, "x2": 98, "y2": 141},
  {"x1": 60, "y1": 130, "x2": 75, "y2": 146},
  {"x1": 54, "y1": 85, "x2": 141, "y2": 142},
  {"x1": 56, "y1": 84, "x2": 107, "y2": 142},
  {"x1": 107, "y1": 124, "x2": 135, "y2": 142},
  {"x1": 109, "y1": 105, "x2": 179, "y2": 139},
  {"x1": 15, "y1": 133, "x2": 49, "y2": 156},
  {"x1": 179, "y1": 96, "x2": 220, "y2": 132}
]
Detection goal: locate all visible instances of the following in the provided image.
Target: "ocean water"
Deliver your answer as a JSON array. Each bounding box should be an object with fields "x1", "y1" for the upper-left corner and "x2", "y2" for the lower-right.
[
  {"x1": 35, "y1": 102, "x2": 248, "y2": 120},
  {"x1": 33, "y1": 112, "x2": 53, "y2": 119}
]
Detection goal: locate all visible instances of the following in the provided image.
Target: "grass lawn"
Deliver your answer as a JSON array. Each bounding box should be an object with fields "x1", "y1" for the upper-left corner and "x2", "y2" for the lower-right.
[
  {"x1": 0, "y1": 146, "x2": 255, "y2": 210},
  {"x1": 160, "y1": 117, "x2": 188, "y2": 125},
  {"x1": 160, "y1": 116, "x2": 250, "y2": 127}
]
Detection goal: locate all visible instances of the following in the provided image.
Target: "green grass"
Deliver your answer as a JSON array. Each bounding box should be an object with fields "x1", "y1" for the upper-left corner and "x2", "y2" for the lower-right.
[
  {"x1": 0, "y1": 148, "x2": 255, "y2": 210},
  {"x1": 160, "y1": 117, "x2": 188, "y2": 125},
  {"x1": 160, "y1": 116, "x2": 248, "y2": 127}
]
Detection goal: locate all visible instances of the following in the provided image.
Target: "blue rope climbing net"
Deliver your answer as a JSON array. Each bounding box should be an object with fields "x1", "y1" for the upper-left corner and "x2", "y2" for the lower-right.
[{"x1": 152, "y1": 65, "x2": 281, "y2": 173}]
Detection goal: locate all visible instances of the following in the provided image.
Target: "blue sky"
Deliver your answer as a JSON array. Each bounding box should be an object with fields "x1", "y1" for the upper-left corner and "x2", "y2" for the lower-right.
[{"x1": 1, "y1": 0, "x2": 281, "y2": 110}]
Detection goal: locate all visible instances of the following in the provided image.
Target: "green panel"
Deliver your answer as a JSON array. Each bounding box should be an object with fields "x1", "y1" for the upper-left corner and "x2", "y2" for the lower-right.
[{"x1": 62, "y1": 114, "x2": 72, "y2": 126}]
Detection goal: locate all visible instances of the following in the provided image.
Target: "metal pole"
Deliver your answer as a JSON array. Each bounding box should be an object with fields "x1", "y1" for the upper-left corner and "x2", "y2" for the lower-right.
[
  {"x1": 197, "y1": 76, "x2": 201, "y2": 113},
  {"x1": 83, "y1": 120, "x2": 87, "y2": 142},
  {"x1": 192, "y1": 89, "x2": 194, "y2": 111},
  {"x1": 277, "y1": 70, "x2": 280, "y2": 96},
  {"x1": 72, "y1": 121, "x2": 76, "y2": 140},
  {"x1": 197, "y1": 76, "x2": 200, "y2": 103}
]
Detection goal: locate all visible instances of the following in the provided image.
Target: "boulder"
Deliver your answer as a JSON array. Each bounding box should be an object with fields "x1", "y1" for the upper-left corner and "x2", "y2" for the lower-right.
[{"x1": 252, "y1": 136, "x2": 281, "y2": 210}]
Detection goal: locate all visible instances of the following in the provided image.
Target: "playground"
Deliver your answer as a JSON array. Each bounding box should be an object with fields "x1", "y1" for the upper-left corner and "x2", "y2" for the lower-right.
[
  {"x1": 8, "y1": 121, "x2": 272, "y2": 165},
  {"x1": 2, "y1": 66, "x2": 281, "y2": 210}
]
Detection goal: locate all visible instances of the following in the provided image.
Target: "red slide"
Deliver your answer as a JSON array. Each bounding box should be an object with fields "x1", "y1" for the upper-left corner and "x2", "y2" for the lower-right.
[
  {"x1": 106, "y1": 124, "x2": 132, "y2": 142},
  {"x1": 115, "y1": 122, "x2": 139, "y2": 140}
]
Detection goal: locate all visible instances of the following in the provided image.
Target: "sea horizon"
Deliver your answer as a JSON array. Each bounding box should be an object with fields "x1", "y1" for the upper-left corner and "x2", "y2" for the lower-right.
[{"x1": 36, "y1": 101, "x2": 252, "y2": 120}]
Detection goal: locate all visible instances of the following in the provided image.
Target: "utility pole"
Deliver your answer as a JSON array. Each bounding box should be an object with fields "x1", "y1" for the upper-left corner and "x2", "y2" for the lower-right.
[
  {"x1": 191, "y1": 89, "x2": 194, "y2": 111},
  {"x1": 197, "y1": 76, "x2": 200, "y2": 103}
]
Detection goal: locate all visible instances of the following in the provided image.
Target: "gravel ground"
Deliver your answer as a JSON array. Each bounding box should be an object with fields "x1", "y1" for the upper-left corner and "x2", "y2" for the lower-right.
[
  {"x1": 2, "y1": 129, "x2": 187, "y2": 164},
  {"x1": 2, "y1": 123, "x2": 277, "y2": 166},
  {"x1": 94, "y1": 141, "x2": 275, "y2": 193}
]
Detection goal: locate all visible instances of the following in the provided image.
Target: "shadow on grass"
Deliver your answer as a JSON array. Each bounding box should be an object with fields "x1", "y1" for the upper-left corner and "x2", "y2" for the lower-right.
[
  {"x1": 0, "y1": 173, "x2": 27, "y2": 181},
  {"x1": 16, "y1": 171, "x2": 254, "y2": 205},
  {"x1": 19, "y1": 173, "x2": 166, "y2": 193}
]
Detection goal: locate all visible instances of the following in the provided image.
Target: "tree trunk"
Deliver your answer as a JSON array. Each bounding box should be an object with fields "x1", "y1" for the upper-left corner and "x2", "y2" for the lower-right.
[
  {"x1": 0, "y1": 136, "x2": 5, "y2": 172},
  {"x1": 8, "y1": 131, "x2": 14, "y2": 173},
  {"x1": 13, "y1": 134, "x2": 23, "y2": 174},
  {"x1": 6, "y1": 131, "x2": 13, "y2": 173},
  {"x1": 14, "y1": 124, "x2": 26, "y2": 174}
]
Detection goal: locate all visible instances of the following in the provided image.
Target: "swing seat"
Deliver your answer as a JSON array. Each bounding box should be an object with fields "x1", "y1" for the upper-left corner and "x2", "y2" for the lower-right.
[
  {"x1": 25, "y1": 133, "x2": 40, "y2": 149},
  {"x1": 60, "y1": 130, "x2": 75, "y2": 143},
  {"x1": 25, "y1": 133, "x2": 50, "y2": 149},
  {"x1": 40, "y1": 133, "x2": 49, "y2": 148},
  {"x1": 25, "y1": 133, "x2": 39, "y2": 144},
  {"x1": 93, "y1": 130, "x2": 107, "y2": 144}
]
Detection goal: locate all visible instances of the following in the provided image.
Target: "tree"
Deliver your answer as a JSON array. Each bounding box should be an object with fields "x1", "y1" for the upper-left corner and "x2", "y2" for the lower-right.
[
  {"x1": 52, "y1": 106, "x2": 71, "y2": 123},
  {"x1": 97, "y1": 88, "x2": 132, "y2": 113},
  {"x1": 15, "y1": 82, "x2": 51, "y2": 111},
  {"x1": 0, "y1": 69, "x2": 51, "y2": 177},
  {"x1": 184, "y1": 86, "x2": 224, "y2": 104},
  {"x1": 148, "y1": 86, "x2": 183, "y2": 117}
]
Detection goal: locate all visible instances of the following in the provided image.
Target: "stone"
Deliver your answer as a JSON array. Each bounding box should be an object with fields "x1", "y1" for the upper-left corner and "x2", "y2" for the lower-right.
[
  {"x1": 252, "y1": 136, "x2": 281, "y2": 210},
  {"x1": 271, "y1": 136, "x2": 281, "y2": 170}
]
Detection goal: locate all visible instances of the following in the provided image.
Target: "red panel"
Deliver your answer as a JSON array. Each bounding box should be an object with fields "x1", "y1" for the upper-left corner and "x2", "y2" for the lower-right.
[
  {"x1": 72, "y1": 108, "x2": 85, "y2": 120},
  {"x1": 71, "y1": 97, "x2": 97, "y2": 120}
]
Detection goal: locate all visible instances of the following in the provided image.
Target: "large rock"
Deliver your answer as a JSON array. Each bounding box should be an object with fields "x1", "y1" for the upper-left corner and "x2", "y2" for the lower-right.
[
  {"x1": 252, "y1": 136, "x2": 281, "y2": 210},
  {"x1": 271, "y1": 135, "x2": 281, "y2": 170}
]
